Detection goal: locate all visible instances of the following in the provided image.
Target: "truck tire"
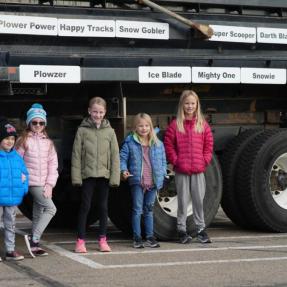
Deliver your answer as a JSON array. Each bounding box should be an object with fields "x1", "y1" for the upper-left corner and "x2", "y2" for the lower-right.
[
  {"x1": 109, "y1": 155, "x2": 222, "y2": 240},
  {"x1": 221, "y1": 129, "x2": 263, "y2": 228},
  {"x1": 108, "y1": 182, "x2": 133, "y2": 236},
  {"x1": 155, "y1": 154, "x2": 222, "y2": 239},
  {"x1": 237, "y1": 129, "x2": 287, "y2": 232}
]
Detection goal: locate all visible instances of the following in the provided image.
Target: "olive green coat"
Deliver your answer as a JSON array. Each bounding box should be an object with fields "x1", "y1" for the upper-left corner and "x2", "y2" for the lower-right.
[{"x1": 71, "y1": 117, "x2": 120, "y2": 187}]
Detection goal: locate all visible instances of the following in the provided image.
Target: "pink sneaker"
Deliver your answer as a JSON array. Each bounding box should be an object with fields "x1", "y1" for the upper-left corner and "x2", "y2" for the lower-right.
[
  {"x1": 98, "y1": 236, "x2": 111, "y2": 252},
  {"x1": 75, "y1": 239, "x2": 87, "y2": 253}
]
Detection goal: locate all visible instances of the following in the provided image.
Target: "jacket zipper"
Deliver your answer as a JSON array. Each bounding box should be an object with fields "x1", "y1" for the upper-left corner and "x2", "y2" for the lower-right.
[
  {"x1": 36, "y1": 135, "x2": 42, "y2": 185},
  {"x1": 8, "y1": 153, "x2": 12, "y2": 202}
]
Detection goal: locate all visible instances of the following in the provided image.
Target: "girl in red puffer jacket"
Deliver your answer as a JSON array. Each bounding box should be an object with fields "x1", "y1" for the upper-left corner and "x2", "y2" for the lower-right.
[{"x1": 164, "y1": 90, "x2": 213, "y2": 244}]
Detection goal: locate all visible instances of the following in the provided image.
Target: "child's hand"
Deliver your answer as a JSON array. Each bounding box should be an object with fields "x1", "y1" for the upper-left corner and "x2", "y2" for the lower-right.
[
  {"x1": 21, "y1": 174, "x2": 26, "y2": 183},
  {"x1": 43, "y1": 184, "x2": 53, "y2": 198},
  {"x1": 122, "y1": 171, "x2": 133, "y2": 180}
]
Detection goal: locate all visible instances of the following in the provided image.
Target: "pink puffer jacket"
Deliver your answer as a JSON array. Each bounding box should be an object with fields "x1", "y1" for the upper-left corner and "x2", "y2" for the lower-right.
[
  {"x1": 17, "y1": 132, "x2": 58, "y2": 187},
  {"x1": 164, "y1": 118, "x2": 213, "y2": 174}
]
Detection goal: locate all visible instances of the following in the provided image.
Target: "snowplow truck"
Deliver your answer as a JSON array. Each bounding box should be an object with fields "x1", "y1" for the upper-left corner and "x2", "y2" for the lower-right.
[{"x1": 1, "y1": 0, "x2": 287, "y2": 239}]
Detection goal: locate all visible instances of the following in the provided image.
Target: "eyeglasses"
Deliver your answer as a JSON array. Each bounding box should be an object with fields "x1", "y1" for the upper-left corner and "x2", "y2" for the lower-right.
[{"x1": 31, "y1": 121, "x2": 45, "y2": 126}]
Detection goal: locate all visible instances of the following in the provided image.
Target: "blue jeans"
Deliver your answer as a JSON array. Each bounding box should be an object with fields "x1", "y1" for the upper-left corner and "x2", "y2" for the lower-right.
[{"x1": 130, "y1": 185, "x2": 157, "y2": 239}]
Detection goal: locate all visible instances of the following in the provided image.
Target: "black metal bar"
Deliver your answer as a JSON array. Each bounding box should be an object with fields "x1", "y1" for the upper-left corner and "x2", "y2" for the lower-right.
[{"x1": 1, "y1": 0, "x2": 287, "y2": 9}]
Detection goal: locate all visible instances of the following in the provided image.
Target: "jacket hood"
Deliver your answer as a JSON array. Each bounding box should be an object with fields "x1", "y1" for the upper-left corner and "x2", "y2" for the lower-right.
[
  {"x1": 28, "y1": 131, "x2": 48, "y2": 139},
  {"x1": 0, "y1": 148, "x2": 17, "y2": 157},
  {"x1": 80, "y1": 117, "x2": 111, "y2": 129},
  {"x1": 124, "y1": 132, "x2": 157, "y2": 146}
]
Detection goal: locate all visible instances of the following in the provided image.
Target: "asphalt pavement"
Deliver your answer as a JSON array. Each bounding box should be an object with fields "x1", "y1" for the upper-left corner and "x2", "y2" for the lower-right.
[{"x1": 1, "y1": 210, "x2": 287, "y2": 287}]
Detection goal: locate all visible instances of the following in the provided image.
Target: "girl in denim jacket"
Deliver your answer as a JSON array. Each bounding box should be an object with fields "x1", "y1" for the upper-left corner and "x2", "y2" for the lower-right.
[{"x1": 120, "y1": 113, "x2": 167, "y2": 248}]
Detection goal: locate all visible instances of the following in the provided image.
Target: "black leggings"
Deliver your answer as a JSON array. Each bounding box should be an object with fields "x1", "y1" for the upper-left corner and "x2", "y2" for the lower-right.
[{"x1": 77, "y1": 177, "x2": 109, "y2": 239}]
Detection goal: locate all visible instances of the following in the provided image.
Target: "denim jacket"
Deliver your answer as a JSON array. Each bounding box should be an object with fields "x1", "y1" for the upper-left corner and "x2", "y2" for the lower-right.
[{"x1": 120, "y1": 133, "x2": 167, "y2": 190}]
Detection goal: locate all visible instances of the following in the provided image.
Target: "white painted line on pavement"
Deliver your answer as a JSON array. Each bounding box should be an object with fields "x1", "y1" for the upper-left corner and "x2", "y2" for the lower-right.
[
  {"x1": 80, "y1": 244, "x2": 287, "y2": 256},
  {"x1": 47, "y1": 243, "x2": 104, "y2": 269},
  {"x1": 215, "y1": 234, "x2": 287, "y2": 240},
  {"x1": 46, "y1": 241, "x2": 287, "y2": 270},
  {"x1": 50, "y1": 233, "x2": 287, "y2": 245},
  {"x1": 100, "y1": 256, "x2": 287, "y2": 269}
]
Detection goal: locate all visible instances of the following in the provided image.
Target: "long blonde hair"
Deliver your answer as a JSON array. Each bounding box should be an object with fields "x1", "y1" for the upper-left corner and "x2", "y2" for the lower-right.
[
  {"x1": 133, "y1": 113, "x2": 159, "y2": 145},
  {"x1": 176, "y1": 90, "x2": 205, "y2": 133}
]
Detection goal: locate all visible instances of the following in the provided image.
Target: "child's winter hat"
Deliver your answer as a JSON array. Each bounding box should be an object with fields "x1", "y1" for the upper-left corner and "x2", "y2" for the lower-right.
[
  {"x1": 26, "y1": 103, "x2": 47, "y2": 125},
  {"x1": 0, "y1": 117, "x2": 17, "y2": 142}
]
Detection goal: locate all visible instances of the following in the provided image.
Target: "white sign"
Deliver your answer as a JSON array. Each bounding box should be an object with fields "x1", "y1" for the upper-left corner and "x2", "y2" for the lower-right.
[
  {"x1": 19, "y1": 65, "x2": 81, "y2": 83},
  {"x1": 0, "y1": 14, "x2": 57, "y2": 35},
  {"x1": 192, "y1": 67, "x2": 240, "y2": 83},
  {"x1": 116, "y1": 20, "x2": 169, "y2": 40},
  {"x1": 139, "y1": 66, "x2": 191, "y2": 83},
  {"x1": 58, "y1": 19, "x2": 115, "y2": 37},
  {"x1": 257, "y1": 27, "x2": 287, "y2": 44},
  {"x1": 241, "y1": 68, "x2": 286, "y2": 84},
  {"x1": 209, "y1": 25, "x2": 256, "y2": 43}
]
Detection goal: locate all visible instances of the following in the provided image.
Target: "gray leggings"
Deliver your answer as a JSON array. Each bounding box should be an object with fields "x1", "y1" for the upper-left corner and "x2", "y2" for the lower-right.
[
  {"x1": 175, "y1": 172, "x2": 206, "y2": 232},
  {"x1": 0, "y1": 206, "x2": 16, "y2": 252},
  {"x1": 30, "y1": 186, "x2": 57, "y2": 242}
]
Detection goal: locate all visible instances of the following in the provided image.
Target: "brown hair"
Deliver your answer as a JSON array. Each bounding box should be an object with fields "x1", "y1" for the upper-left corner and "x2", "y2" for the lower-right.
[{"x1": 15, "y1": 126, "x2": 50, "y2": 150}]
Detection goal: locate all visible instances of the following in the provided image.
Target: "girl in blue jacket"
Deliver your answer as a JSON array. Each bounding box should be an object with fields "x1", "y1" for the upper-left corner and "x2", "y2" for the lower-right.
[
  {"x1": 120, "y1": 113, "x2": 166, "y2": 248},
  {"x1": 0, "y1": 118, "x2": 29, "y2": 261}
]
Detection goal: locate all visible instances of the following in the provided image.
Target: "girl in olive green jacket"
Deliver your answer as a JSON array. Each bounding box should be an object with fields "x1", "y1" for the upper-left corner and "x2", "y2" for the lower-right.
[{"x1": 71, "y1": 97, "x2": 120, "y2": 253}]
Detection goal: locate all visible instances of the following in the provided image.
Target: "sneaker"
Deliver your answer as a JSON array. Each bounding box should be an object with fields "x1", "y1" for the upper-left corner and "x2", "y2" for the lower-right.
[
  {"x1": 0, "y1": 257, "x2": 2, "y2": 262},
  {"x1": 178, "y1": 232, "x2": 192, "y2": 244},
  {"x1": 24, "y1": 234, "x2": 36, "y2": 258},
  {"x1": 75, "y1": 239, "x2": 87, "y2": 253},
  {"x1": 145, "y1": 237, "x2": 160, "y2": 248},
  {"x1": 133, "y1": 237, "x2": 144, "y2": 249},
  {"x1": 98, "y1": 236, "x2": 111, "y2": 252},
  {"x1": 5, "y1": 251, "x2": 24, "y2": 261},
  {"x1": 197, "y1": 229, "x2": 212, "y2": 244},
  {"x1": 31, "y1": 247, "x2": 48, "y2": 257}
]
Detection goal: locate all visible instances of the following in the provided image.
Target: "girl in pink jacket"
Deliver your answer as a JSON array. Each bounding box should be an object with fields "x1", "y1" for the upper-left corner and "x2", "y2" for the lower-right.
[
  {"x1": 16, "y1": 103, "x2": 58, "y2": 257},
  {"x1": 164, "y1": 90, "x2": 213, "y2": 244}
]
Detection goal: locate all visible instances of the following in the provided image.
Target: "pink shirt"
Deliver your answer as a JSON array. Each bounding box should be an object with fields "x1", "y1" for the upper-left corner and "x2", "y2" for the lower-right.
[{"x1": 141, "y1": 146, "x2": 153, "y2": 190}]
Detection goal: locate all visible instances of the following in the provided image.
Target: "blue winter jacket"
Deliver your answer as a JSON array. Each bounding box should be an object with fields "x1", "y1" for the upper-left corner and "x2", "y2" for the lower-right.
[
  {"x1": 0, "y1": 149, "x2": 29, "y2": 206},
  {"x1": 120, "y1": 133, "x2": 167, "y2": 190}
]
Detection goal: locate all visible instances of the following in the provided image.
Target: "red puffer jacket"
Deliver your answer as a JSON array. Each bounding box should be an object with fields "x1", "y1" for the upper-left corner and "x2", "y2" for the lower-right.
[{"x1": 164, "y1": 118, "x2": 213, "y2": 174}]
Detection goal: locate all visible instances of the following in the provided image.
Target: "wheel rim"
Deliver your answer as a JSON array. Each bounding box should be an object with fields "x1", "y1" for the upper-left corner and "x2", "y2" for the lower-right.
[
  {"x1": 269, "y1": 152, "x2": 287, "y2": 209},
  {"x1": 157, "y1": 168, "x2": 193, "y2": 218}
]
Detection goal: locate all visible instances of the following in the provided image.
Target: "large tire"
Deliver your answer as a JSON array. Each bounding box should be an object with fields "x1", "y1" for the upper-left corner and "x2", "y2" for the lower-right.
[
  {"x1": 221, "y1": 129, "x2": 263, "y2": 228},
  {"x1": 237, "y1": 129, "x2": 287, "y2": 232},
  {"x1": 108, "y1": 181, "x2": 133, "y2": 237},
  {"x1": 109, "y1": 154, "x2": 222, "y2": 240},
  {"x1": 155, "y1": 154, "x2": 222, "y2": 240}
]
